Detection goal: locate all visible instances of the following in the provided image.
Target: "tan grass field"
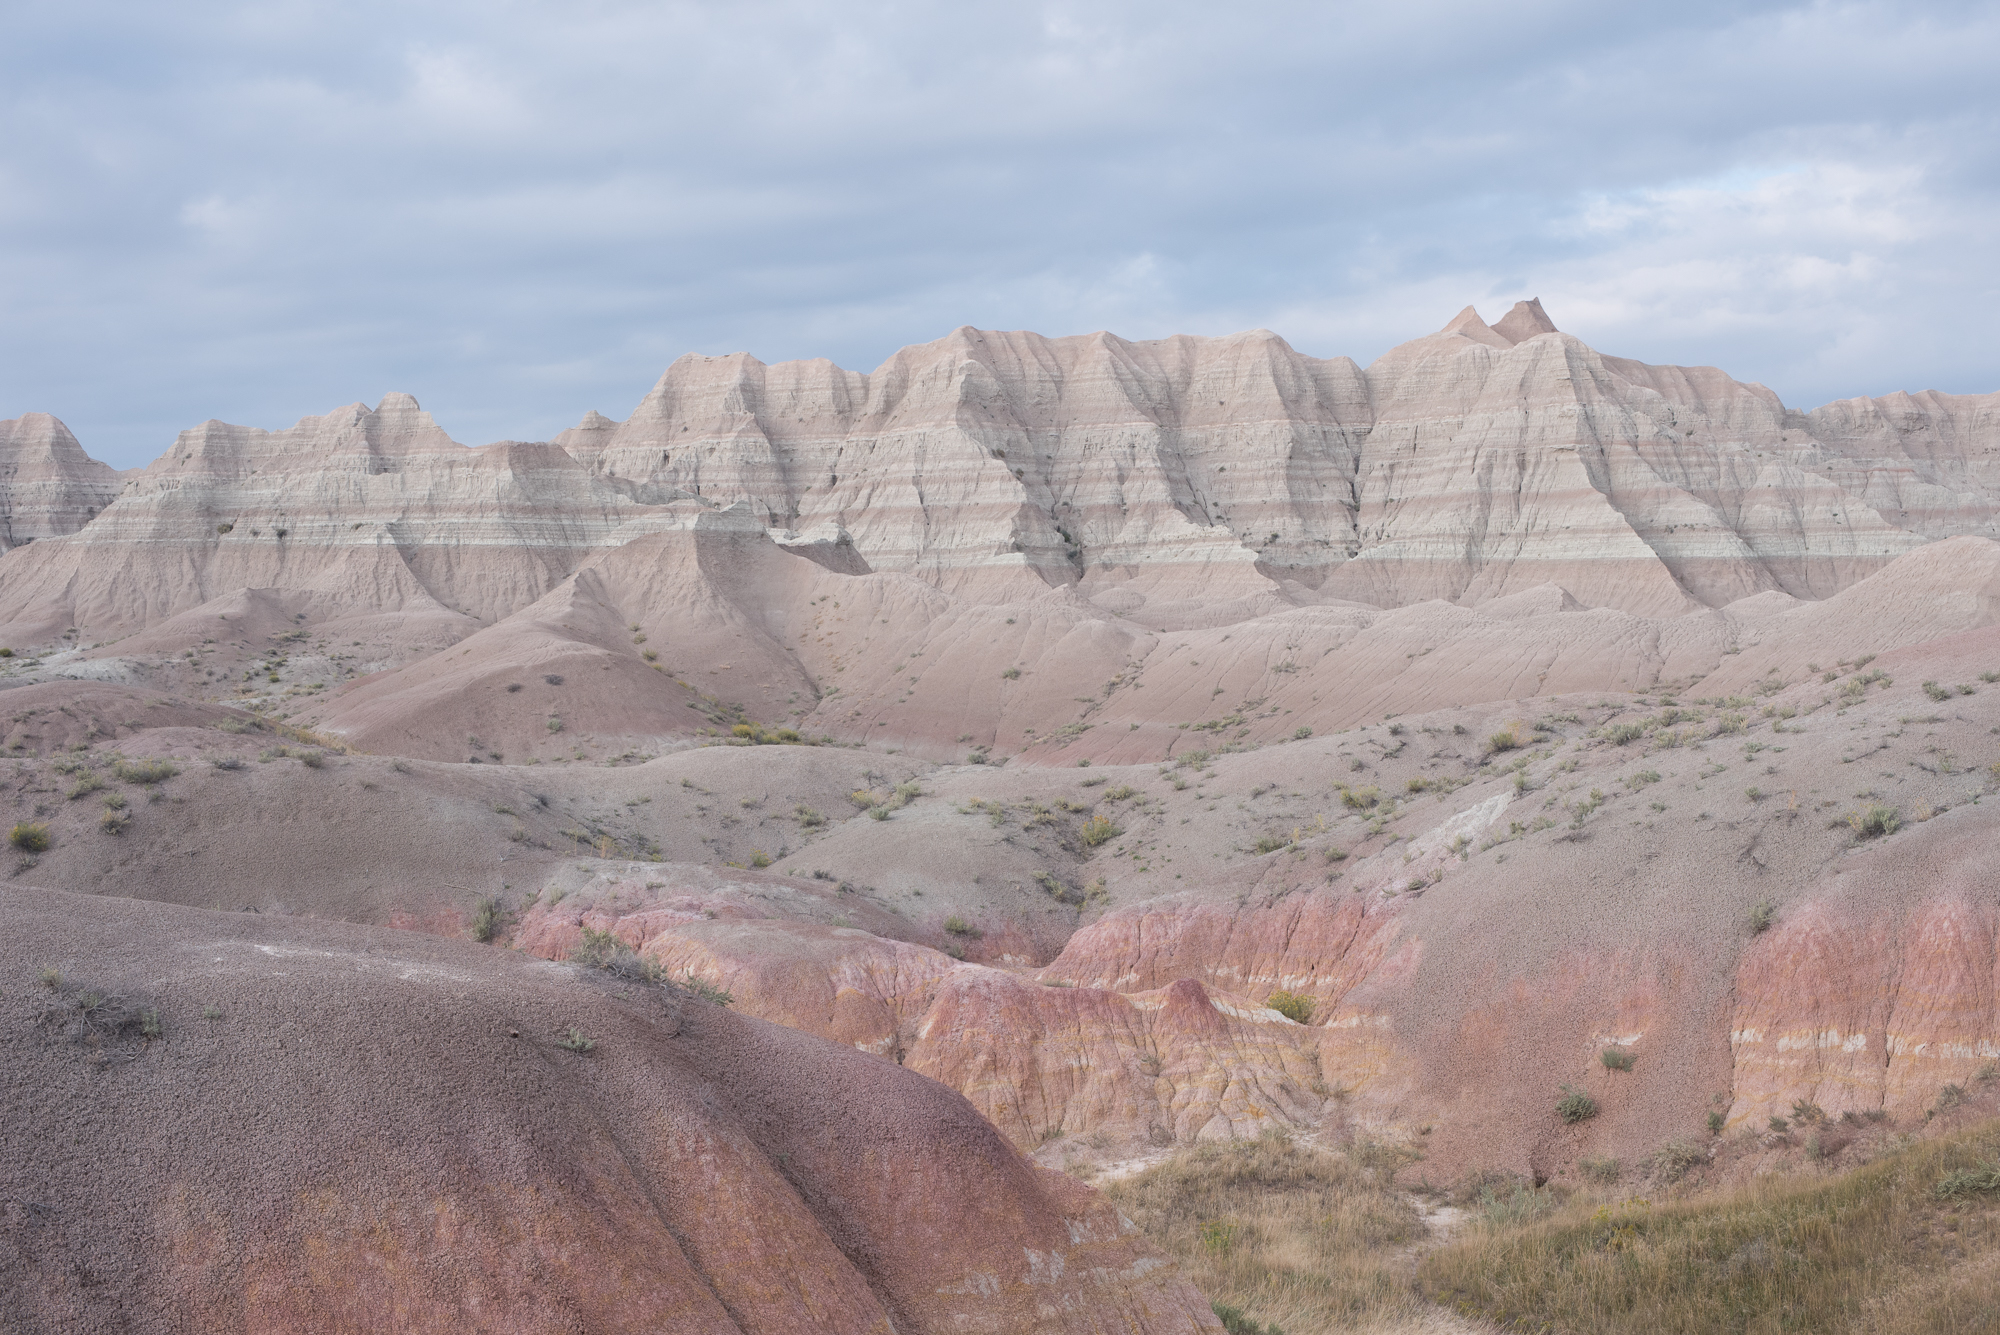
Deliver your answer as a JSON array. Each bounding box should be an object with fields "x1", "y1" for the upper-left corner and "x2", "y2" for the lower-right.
[{"x1": 1106, "y1": 1119, "x2": 2000, "y2": 1335}]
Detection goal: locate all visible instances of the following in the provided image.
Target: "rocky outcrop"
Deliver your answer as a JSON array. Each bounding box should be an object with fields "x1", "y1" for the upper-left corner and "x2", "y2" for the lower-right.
[
  {"x1": 9, "y1": 300, "x2": 1988, "y2": 651},
  {"x1": 0, "y1": 395, "x2": 648, "y2": 640},
  {"x1": 553, "y1": 301, "x2": 1990, "y2": 620},
  {"x1": 0, "y1": 413, "x2": 119, "y2": 552}
]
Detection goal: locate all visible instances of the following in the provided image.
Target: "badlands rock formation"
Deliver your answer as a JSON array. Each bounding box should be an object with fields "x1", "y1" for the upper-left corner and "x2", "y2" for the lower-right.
[
  {"x1": 0, "y1": 413, "x2": 120, "y2": 552},
  {"x1": 2, "y1": 886, "x2": 1218, "y2": 1333},
  {"x1": 4, "y1": 301, "x2": 2000, "y2": 1322}
]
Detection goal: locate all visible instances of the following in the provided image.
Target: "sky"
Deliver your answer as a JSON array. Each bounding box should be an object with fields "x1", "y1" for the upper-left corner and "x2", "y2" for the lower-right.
[{"x1": 3, "y1": 0, "x2": 1997, "y2": 466}]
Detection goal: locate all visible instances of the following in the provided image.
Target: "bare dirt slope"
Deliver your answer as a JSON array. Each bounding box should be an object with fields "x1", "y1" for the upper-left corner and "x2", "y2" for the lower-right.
[{"x1": 0, "y1": 885, "x2": 1219, "y2": 1334}]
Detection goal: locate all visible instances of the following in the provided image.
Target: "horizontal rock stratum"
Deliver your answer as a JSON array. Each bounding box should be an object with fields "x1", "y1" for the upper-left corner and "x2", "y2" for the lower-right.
[{"x1": 3, "y1": 301, "x2": 1999, "y2": 1327}]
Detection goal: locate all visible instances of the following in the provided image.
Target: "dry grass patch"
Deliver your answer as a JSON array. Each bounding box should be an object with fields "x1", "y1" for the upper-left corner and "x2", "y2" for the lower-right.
[
  {"x1": 1416, "y1": 1117, "x2": 2000, "y2": 1335},
  {"x1": 1101, "y1": 1131, "x2": 1436, "y2": 1335}
]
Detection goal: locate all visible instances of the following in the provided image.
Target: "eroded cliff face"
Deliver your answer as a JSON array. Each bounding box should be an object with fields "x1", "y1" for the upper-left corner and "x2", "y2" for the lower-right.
[
  {"x1": 8, "y1": 301, "x2": 1996, "y2": 655},
  {"x1": 0, "y1": 413, "x2": 120, "y2": 552},
  {"x1": 0, "y1": 394, "x2": 646, "y2": 638},
  {"x1": 551, "y1": 301, "x2": 1985, "y2": 619}
]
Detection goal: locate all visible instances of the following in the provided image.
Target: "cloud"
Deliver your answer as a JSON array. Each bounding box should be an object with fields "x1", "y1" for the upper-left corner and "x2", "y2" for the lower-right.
[{"x1": 0, "y1": 0, "x2": 1996, "y2": 463}]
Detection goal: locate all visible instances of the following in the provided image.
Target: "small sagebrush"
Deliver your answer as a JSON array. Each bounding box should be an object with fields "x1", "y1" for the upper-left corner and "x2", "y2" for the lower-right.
[
  {"x1": 470, "y1": 896, "x2": 502, "y2": 943},
  {"x1": 111, "y1": 757, "x2": 179, "y2": 784},
  {"x1": 1557, "y1": 1084, "x2": 1599, "y2": 1123},
  {"x1": 9, "y1": 821, "x2": 50, "y2": 853},
  {"x1": 1846, "y1": 805, "x2": 1900, "y2": 840},
  {"x1": 1265, "y1": 990, "x2": 1314, "y2": 1024}
]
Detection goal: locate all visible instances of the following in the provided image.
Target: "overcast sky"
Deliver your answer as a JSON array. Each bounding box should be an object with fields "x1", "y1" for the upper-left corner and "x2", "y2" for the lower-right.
[{"x1": 4, "y1": 1, "x2": 1997, "y2": 465}]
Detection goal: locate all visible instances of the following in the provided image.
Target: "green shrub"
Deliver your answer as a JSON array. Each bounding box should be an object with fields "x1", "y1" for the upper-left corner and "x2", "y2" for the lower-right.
[
  {"x1": 1292, "y1": 726, "x2": 1312, "y2": 740},
  {"x1": 570, "y1": 926, "x2": 625, "y2": 968},
  {"x1": 1847, "y1": 805, "x2": 1899, "y2": 839},
  {"x1": 111, "y1": 757, "x2": 179, "y2": 784},
  {"x1": 9, "y1": 821, "x2": 50, "y2": 853},
  {"x1": 1749, "y1": 900, "x2": 1776, "y2": 934},
  {"x1": 1340, "y1": 785, "x2": 1380, "y2": 810},
  {"x1": 1266, "y1": 990, "x2": 1314, "y2": 1024},
  {"x1": 944, "y1": 914, "x2": 981, "y2": 938},
  {"x1": 1604, "y1": 722, "x2": 1645, "y2": 745},
  {"x1": 470, "y1": 896, "x2": 501, "y2": 943},
  {"x1": 1931, "y1": 1160, "x2": 2000, "y2": 1200},
  {"x1": 1486, "y1": 728, "x2": 1523, "y2": 754},
  {"x1": 1601, "y1": 1046, "x2": 1636, "y2": 1072},
  {"x1": 557, "y1": 1027, "x2": 595, "y2": 1053},
  {"x1": 1001, "y1": 666, "x2": 1021, "y2": 679},
  {"x1": 66, "y1": 771, "x2": 105, "y2": 799},
  {"x1": 1252, "y1": 832, "x2": 1290, "y2": 854},
  {"x1": 1557, "y1": 1085, "x2": 1599, "y2": 1124},
  {"x1": 1080, "y1": 814, "x2": 1122, "y2": 847},
  {"x1": 1923, "y1": 680, "x2": 1952, "y2": 702}
]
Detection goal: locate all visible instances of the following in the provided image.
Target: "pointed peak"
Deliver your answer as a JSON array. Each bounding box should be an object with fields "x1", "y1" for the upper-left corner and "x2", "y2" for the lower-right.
[
  {"x1": 1441, "y1": 305, "x2": 1490, "y2": 336},
  {"x1": 1438, "y1": 305, "x2": 1513, "y2": 349},
  {"x1": 1493, "y1": 298, "x2": 1558, "y2": 345},
  {"x1": 578, "y1": 410, "x2": 617, "y2": 430}
]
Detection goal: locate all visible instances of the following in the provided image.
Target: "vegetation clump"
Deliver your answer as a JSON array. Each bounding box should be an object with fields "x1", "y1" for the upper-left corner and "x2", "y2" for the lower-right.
[
  {"x1": 1265, "y1": 990, "x2": 1313, "y2": 1025},
  {"x1": 1600, "y1": 1046, "x2": 1636, "y2": 1072},
  {"x1": 570, "y1": 925, "x2": 734, "y2": 1005},
  {"x1": 1847, "y1": 804, "x2": 1900, "y2": 840},
  {"x1": 111, "y1": 757, "x2": 179, "y2": 784},
  {"x1": 470, "y1": 896, "x2": 502, "y2": 943},
  {"x1": 9, "y1": 821, "x2": 50, "y2": 853},
  {"x1": 1556, "y1": 1084, "x2": 1599, "y2": 1123},
  {"x1": 1080, "y1": 813, "x2": 1122, "y2": 847}
]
